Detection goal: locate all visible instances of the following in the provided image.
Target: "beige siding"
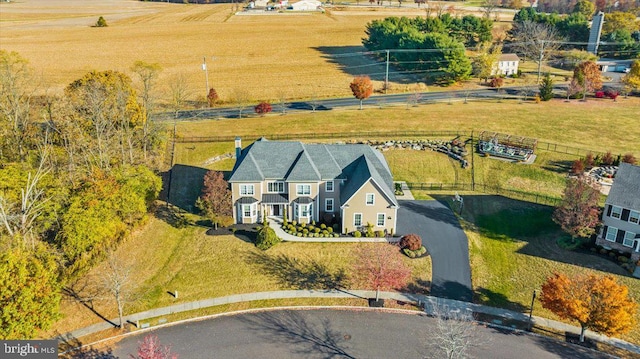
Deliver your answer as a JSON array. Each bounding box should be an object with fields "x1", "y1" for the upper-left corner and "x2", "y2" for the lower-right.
[
  {"x1": 342, "y1": 180, "x2": 396, "y2": 234},
  {"x1": 231, "y1": 182, "x2": 262, "y2": 224}
]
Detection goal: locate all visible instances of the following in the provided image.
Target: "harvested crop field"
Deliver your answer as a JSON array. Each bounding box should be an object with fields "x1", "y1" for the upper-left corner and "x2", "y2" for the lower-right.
[{"x1": 1, "y1": 0, "x2": 430, "y2": 101}]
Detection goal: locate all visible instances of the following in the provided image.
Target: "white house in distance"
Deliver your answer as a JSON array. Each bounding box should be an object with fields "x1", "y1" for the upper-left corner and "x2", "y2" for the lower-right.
[
  {"x1": 493, "y1": 53, "x2": 520, "y2": 76},
  {"x1": 291, "y1": 0, "x2": 322, "y2": 11}
]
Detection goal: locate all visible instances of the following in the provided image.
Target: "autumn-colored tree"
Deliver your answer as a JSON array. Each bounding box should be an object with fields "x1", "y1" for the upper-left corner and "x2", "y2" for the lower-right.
[
  {"x1": 0, "y1": 245, "x2": 61, "y2": 339},
  {"x1": 573, "y1": 61, "x2": 602, "y2": 98},
  {"x1": 399, "y1": 233, "x2": 422, "y2": 251},
  {"x1": 206, "y1": 88, "x2": 218, "y2": 107},
  {"x1": 570, "y1": 159, "x2": 585, "y2": 175},
  {"x1": 489, "y1": 76, "x2": 504, "y2": 88},
  {"x1": 353, "y1": 243, "x2": 411, "y2": 302},
  {"x1": 584, "y1": 152, "x2": 595, "y2": 168},
  {"x1": 254, "y1": 101, "x2": 272, "y2": 116},
  {"x1": 196, "y1": 171, "x2": 233, "y2": 229},
  {"x1": 350, "y1": 76, "x2": 374, "y2": 110},
  {"x1": 572, "y1": 0, "x2": 595, "y2": 19},
  {"x1": 473, "y1": 43, "x2": 501, "y2": 83},
  {"x1": 540, "y1": 273, "x2": 637, "y2": 342},
  {"x1": 130, "y1": 335, "x2": 178, "y2": 359},
  {"x1": 622, "y1": 153, "x2": 637, "y2": 165},
  {"x1": 622, "y1": 60, "x2": 640, "y2": 93},
  {"x1": 602, "y1": 151, "x2": 615, "y2": 165},
  {"x1": 553, "y1": 177, "x2": 600, "y2": 239}
]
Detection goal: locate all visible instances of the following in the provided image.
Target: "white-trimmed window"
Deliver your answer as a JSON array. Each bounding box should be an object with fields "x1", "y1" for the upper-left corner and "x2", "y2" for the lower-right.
[
  {"x1": 325, "y1": 180, "x2": 334, "y2": 192},
  {"x1": 611, "y1": 206, "x2": 622, "y2": 219},
  {"x1": 267, "y1": 181, "x2": 285, "y2": 193},
  {"x1": 300, "y1": 204, "x2": 310, "y2": 217},
  {"x1": 623, "y1": 231, "x2": 636, "y2": 247},
  {"x1": 366, "y1": 193, "x2": 375, "y2": 206},
  {"x1": 242, "y1": 204, "x2": 255, "y2": 218},
  {"x1": 325, "y1": 198, "x2": 334, "y2": 212},
  {"x1": 605, "y1": 226, "x2": 618, "y2": 242},
  {"x1": 296, "y1": 184, "x2": 311, "y2": 195},
  {"x1": 377, "y1": 213, "x2": 385, "y2": 227},
  {"x1": 629, "y1": 210, "x2": 639, "y2": 224},
  {"x1": 354, "y1": 213, "x2": 362, "y2": 227},
  {"x1": 240, "y1": 184, "x2": 254, "y2": 196}
]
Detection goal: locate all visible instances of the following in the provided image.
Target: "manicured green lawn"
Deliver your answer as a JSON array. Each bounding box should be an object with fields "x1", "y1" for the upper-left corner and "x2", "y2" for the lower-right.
[
  {"x1": 49, "y1": 215, "x2": 431, "y2": 336},
  {"x1": 448, "y1": 194, "x2": 640, "y2": 345}
]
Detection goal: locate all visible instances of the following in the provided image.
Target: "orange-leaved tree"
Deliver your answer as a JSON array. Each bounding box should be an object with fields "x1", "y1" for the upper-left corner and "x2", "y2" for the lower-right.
[
  {"x1": 353, "y1": 243, "x2": 411, "y2": 302},
  {"x1": 573, "y1": 60, "x2": 602, "y2": 99},
  {"x1": 540, "y1": 272, "x2": 637, "y2": 342},
  {"x1": 350, "y1": 75, "x2": 374, "y2": 110}
]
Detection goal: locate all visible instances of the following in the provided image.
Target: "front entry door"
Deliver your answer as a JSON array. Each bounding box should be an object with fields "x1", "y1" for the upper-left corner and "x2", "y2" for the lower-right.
[{"x1": 272, "y1": 205, "x2": 280, "y2": 216}]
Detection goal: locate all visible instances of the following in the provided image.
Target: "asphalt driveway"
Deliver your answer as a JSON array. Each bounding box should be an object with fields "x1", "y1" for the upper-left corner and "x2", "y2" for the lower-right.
[{"x1": 397, "y1": 200, "x2": 473, "y2": 301}]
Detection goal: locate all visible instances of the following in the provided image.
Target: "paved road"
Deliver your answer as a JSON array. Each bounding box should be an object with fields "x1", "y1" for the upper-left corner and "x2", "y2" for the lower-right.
[
  {"x1": 397, "y1": 200, "x2": 473, "y2": 302},
  {"x1": 110, "y1": 309, "x2": 609, "y2": 359}
]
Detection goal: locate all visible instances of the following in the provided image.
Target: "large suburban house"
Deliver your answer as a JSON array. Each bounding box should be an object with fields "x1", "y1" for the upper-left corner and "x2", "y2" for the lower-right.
[
  {"x1": 228, "y1": 138, "x2": 399, "y2": 234},
  {"x1": 597, "y1": 163, "x2": 640, "y2": 261},
  {"x1": 493, "y1": 53, "x2": 520, "y2": 77}
]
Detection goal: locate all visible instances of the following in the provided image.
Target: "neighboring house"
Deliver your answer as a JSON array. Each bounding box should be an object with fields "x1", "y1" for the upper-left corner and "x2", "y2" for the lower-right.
[
  {"x1": 597, "y1": 163, "x2": 640, "y2": 261},
  {"x1": 493, "y1": 53, "x2": 520, "y2": 76},
  {"x1": 228, "y1": 138, "x2": 399, "y2": 234},
  {"x1": 291, "y1": 0, "x2": 321, "y2": 10}
]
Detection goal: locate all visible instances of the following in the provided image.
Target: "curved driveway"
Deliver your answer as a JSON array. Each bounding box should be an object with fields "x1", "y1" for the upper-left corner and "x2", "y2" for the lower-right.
[
  {"x1": 111, "y1": 309, "x2": 608, "y2": 359},
  {"x1": 397, "y1": 200, "x2": 473, "y2": 301}
]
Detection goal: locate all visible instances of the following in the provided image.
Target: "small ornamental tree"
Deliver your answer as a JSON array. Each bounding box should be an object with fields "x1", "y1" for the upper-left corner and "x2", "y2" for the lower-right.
[
  {"x1": 130, "y1": 334, "x2": 178, "y2": 359},
  {"x1": 570, "y1": 159, "x2": 585, "y2": 175},
  {"x1": 207, "y1": 88, "x2": 218, "y2": 107},
  {"x1": 95, "y1": 16, "x2": 108, "y2": 27},
  {"x1": 489, "y1": 76, "x2": 504, "y2": 88},
  {"x1": 602, "y1": 151, "x2": 615, "y2": 165},
  {"x1": 621, "y1": 59, "x2": 640, "y2": 92},
  {"x1": 254, "y1": 101, "x2": 272, "y2": 116},
  {"x1": 195, "y1": 171, "x2": 233, "y2": 229},
  {"x1": 584, "y1": 152, "x2": 595, "y2": 169},
  {"x1": 539, "y1": 73, "x2": 554, "y2": 101},
  {"x1": 622, "y1": 153, "x2": 637, "y2": 165},
  {"x1": 552, "y1": 177, "x2": 600, "y2": 239},
  {"x1": 399, "y1": 233, "x2": 422, "y2": 251},
  {"x1": 255, "y1": 224, "x2": 281, "y2": 250},
  {"x1": 353, "y1": 243, "x2": 411, "y2": 301},
  {"x1": 350, "y1": 75, "x2": 374, "y2": 110},
  {"x1": 540, "y1": 273, "x2": 637, "y2": 342}
]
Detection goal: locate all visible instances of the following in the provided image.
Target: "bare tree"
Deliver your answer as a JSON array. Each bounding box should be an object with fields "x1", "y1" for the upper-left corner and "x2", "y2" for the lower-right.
[
  {"x1": 276, "y1": 90, "x2": 288, "y2": 115},
  {"x1": 425, "y1": 300, "x2": 486, "y2": 359},
  {"x1": 480, "y1": 0, "x2": 500, "y2": 19},
  {"x1": 169, "y1": 73, "x2": 193, "y2": 118},
  {"x1": 101, "y1": 251, "x2": 133, "y2": 329},
  {"x1": 231, "y1": 88, "x2": 251, "y2": 118},
  {"x1": 131, "y1": 61, "x2": 162, "y2": 160},
  {"x1": 509, "y1": 21, "x2": 563, "y2": 83},
  {"x1": 0, "y1": 147, "x2": 50, "y2": 248}
]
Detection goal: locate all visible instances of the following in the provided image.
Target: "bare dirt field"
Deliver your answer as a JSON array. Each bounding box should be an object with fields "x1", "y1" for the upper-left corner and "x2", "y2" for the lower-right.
[{"x1": 1, "y1": 0, "x2": 436, "y2": 101}]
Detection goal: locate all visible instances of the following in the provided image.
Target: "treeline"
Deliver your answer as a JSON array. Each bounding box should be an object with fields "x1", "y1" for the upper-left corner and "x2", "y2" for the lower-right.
[
  {"x1": 512, "y1": 6, "x2": 640, "y2": 58},
  {"x1": 0, "y1": 50, "x2": 164, "y2": 339},
  {"x1": 363, "y1": 15, "x2": 492, "y2": 84}
]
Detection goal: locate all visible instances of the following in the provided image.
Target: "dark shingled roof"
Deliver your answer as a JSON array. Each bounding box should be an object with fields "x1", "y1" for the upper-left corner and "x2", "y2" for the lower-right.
[
  {"x1": 294, "y1": 197, "x2": 314, "y2": 204},
  {"x1": 237, "y1": 197, "x2": 259, "y2": 204},
  {"x1": 229, "y1": 139, "x2": 397, "y2": 206},
  {"x1": 262, "y1": 194, "x2": 289, "y2": 204},
  {"x1": 605, "y1": 163, "x2": 640, "y2": 210}
]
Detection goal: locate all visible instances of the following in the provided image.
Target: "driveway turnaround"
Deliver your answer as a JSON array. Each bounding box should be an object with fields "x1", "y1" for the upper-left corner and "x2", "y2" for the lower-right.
[
  {"x1": 397, "y1": 200, "x2": 473, "y2": 301},
  {"x1": 110, "y1": 309, "x2": 609, "y2": 359}
]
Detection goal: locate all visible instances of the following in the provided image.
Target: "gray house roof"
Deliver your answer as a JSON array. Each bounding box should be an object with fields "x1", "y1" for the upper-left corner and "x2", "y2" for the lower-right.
[
  {"x1": 605, "y1": 163, "x2": 640, "y2": 210},
  {"x1": 229, "y1": 139, "x2": 398, "y2": 206}
]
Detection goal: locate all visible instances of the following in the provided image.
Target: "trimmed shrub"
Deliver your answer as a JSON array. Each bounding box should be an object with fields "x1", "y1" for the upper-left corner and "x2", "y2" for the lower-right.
[
  {"x1": 403, "y1": 248, "x2": 417, "y2": 258},
  {"x1": 255, "y1": 225, "x2": 281, "y2": 250},
  {"x1": 375, "y1": 230, "x2": 384, "y2": 238},
  {"x1": 327, "y1": 227, "x2": 333, "y2": 233},
  {"x1": 618, "y1": 256, "x2": 629, "y2": 263},
  {"x1": 417, "y1": 246, "x2": 427, "y2": 256},
  {"x1": 302, "y1": 228, "x2": 309, "y2": 234},
  {"x1": 353, "y1": 230, "x2": 362, "y2": 238},
  {"x1": 95, "y1": 16, "x2": 108, "y2": 27},
  {"x1": 599, "y1": 248, "x2": 609, "y2": 255},
  {"x1": 322, "y1": 230, "x2": 329, "y2": 236},
  {"x1": 399, "y1": 234, "x2": 422, "y2": 251},
  {"x1": 297, "y1": 233, "x2": 302, "y2": 237},
  {"x1": 314, "y1": 228, "x2": 321, "y2": 234},
  {"x1": 320, "y1": 223, "x2": 327, "y2": 229},
  {"x1": 333, "y1": 233, "x2": 340, "y2": 238}
]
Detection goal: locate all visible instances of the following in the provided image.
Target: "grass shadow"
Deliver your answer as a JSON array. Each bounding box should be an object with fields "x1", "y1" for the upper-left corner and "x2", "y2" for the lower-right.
[
  {"x1": 474, "y1": 287, "x2": 529, "y2": 313},
  {"x1": 312, "y1": 45, "x2": 418, "y2": 84},
  {"x1": 245, "y1": 251, "x2": 349, "y2": 290},
  {"x1": 164, "y1": 164, "x2": 209, "y2": 212},
  {"x1": 542, "y1": 160, "x2": 574, "y2": 174},
  {"x1": 238, "y1": 310, "x2": 355, "y2": 358},
  {"x1": 402, "y1": 278, "x2": 431, "y2": 295}
]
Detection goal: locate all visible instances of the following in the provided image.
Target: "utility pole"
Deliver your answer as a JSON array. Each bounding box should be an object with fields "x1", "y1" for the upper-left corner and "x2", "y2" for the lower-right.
[
  {"x1": 537, "y1": 40, "x2": 544, "y2": 84},
  {"x1": 202, "y1": 56, "x2": 210, "y2": 97},
  {"x1": 385, "y1": 50, "x2": 390, "y2": 94},
  {"x1": 470, "y1": 131, "x2": 475, "y2": 191}
]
